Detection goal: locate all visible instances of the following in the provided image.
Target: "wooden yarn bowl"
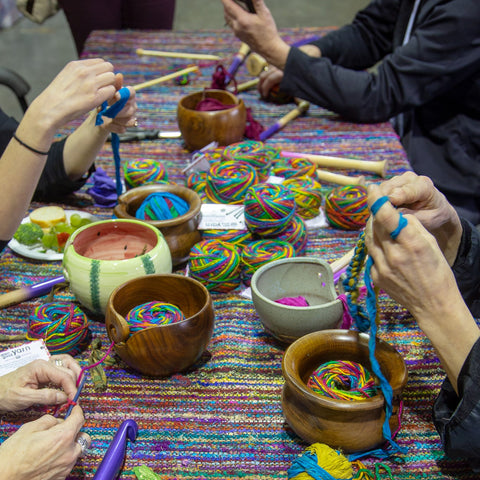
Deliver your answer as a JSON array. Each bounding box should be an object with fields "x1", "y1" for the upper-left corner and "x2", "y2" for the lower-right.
[
  {"x1": 250, "y1": 258, "x2": 343, "y2": 345},
  {"x1": 177, "y1": 89, "x2": 247, "y2": 151},
  {"x1": 114, "y1": 184, "x2": 202, "y2": 267},
  {"x1": 282, "y1": 330, "x2": 408, "y2": 453},
  {"x1": 105, "y1": 274, "x2": 214, "y2": 377}
]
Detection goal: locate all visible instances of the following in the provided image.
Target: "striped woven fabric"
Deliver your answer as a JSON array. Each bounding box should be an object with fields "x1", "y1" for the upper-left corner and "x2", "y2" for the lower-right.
[{"x1": 0, "y1": 28, "x2": 475, "y2": 479}]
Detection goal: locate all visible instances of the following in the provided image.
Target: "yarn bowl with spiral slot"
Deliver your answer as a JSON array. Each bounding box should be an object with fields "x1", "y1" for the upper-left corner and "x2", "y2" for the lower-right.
[
  {"x1": 105, "y1": 273, "x2": 214, "y2": 377},
  {"x1": 113, "y1": 184, "x2": 202, "y2": 267},
  {"x1": 176, "y1": 89, "x2": 247, "y2": 151},
  {"x1": 281, "y1": 329, "x2": 408, "y2": 453},
  {"x1": 63, "y1": 219, "x2": 172, "y2": 316},
  {"x1": 250, "y1": 258, "x2": 344, "y2": 345}
]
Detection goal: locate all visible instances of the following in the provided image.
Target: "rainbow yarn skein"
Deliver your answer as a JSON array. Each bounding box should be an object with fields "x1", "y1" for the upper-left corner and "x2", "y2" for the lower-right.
[
  {"x1": 325, "y1": 185, "x2": 369, "y2": 230},
  {"x1": 223, "y1": 140, "x2": 279, "y2": 181},
  {"x1": 205, "y1": 160, "x2": 258, "y2": 204},
  {"x1": 124, "y1": 159, "x2": 168, "y2": 188},
  {"x1": 136, "y1": 192, "x2": 190, "y2": 220},
  {"x1": 272, "y1": 156, "x2": 316, "y2": 179},
  {"x1": 307, "y1": 360, "x2": 378, "y2": 401},
  {"x1": 27, "y1": 301, "x2": 91, "y2": 355},
  {"x1": 283, "y1": 176, "x2": 323, "y2": 219},
  {"x1": 244, "y1": 183, "x2": 296, "y2": 236},
  {"x1": 202, "y1": 229, "x2": 253, "y2": 248},
  {"x1": 275, "y1": 215, "x2": 308, "y2": 255},
  {"x1": 125, "y1": 301, "x2": 185, "y2": 334},
  {"x1": 186, "y1": 171, "x2": 207, "y2": 199},
  {"x1": 189, "y1": 239, "x2": 242, "y2": 293},
  {"x1": 241, "y1": 239, "x2": 295, "y2": 286}
]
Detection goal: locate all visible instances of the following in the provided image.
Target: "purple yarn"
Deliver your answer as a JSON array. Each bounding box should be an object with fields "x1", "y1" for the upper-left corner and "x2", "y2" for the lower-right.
[{"x1": 275, "y1": 296, "x2": 309, "y2": 307}]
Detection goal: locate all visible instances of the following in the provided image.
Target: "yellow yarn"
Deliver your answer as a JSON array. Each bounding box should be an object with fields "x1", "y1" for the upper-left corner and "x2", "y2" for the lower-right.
[{"x1": 290, "y1": 443, "x2": 354, "y2": 480}]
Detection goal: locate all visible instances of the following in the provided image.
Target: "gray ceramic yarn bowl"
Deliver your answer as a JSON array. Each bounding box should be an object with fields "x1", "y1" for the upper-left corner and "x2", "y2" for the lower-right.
[{"x1": 250, "y1": 258, "x2": 344, "y2": 344}]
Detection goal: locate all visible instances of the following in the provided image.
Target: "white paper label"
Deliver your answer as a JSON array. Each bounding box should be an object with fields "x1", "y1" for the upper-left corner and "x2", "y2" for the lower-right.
[
  {"x1": 0, "y1": 340, "x2": 50, "y2": 377},
  {"x1": 199, "y1": 204, "x2": 246, "y2": 230}
]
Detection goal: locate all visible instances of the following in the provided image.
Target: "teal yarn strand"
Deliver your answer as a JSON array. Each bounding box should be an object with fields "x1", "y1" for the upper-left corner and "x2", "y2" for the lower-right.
[{"x1": 27, "y1": 301, "x2": 91, "y2": 355}]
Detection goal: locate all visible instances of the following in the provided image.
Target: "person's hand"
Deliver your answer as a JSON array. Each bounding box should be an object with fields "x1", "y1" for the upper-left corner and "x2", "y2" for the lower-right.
[
  {"x1": 98, "y1": 73, "x2": 138, "y2": 134},
  {"x1": 0, "y1": 357, "x2": 79, "y2": 412},
  {"x1": 371, "y1": 171, "x2": 463, "y2": 265},
  {"x1": 365, "y1": 183, "x2": 460, "y2": 319},
  {"x1": 0, "y1": 405, "x2": 90, "y2": 480},
  {"x1": 27, "y1": 58, "x2": 118, "y2": 135},
  {"x1": 258, "y1": 66, "x2": 284, "y2": 99},
  {"x1": 221, "y1": 0, "x2": 290, "y2": 69}
]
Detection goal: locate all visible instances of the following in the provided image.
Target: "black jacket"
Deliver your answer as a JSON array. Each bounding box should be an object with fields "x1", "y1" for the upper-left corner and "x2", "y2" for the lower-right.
[
  {"x1": 433, "y1": 220, "x2": 480, "y2": 465},
  {"x1": 280, "y1": 0, "x2": 480, "y2": 224}
]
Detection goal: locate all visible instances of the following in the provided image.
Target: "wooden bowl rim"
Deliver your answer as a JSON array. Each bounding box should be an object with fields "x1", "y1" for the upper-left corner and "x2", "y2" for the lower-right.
[
  {"x1": 282, "y1": 329, "x2": 408, "y2": 411},
  {"x1": 115, "y1": 184, "x2": 202, "y2": 228}
]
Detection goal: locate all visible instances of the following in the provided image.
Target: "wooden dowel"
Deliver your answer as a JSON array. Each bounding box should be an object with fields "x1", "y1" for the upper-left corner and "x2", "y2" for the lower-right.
[
  {"x1": 330, "y1": 248, "x2": 354, "y2": 274},
  {"x1": 246, "y1": 52, "x2": 268, "y2": 76},
  {"x1": 136, "y1": 48, "x2": 221, "y2": 61},
  {"x1": 282, "y1": 151, "x2": 388, "y2": 177},
  {"x1": 316, "y1": 169, "x2": 366, "y2": 186},
  {"x1": 133, "y1": 66, "x2": 199, "y2": 91},
  {"x1": 236, "y1": 78, "x2": 259, "y2": 92}
]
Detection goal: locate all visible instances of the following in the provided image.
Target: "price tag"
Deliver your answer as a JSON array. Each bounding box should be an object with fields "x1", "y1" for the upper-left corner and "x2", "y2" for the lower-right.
[
  {"x1": 0, "y1": 340, "x2": 50, "y2": 377},
  {"x1": 199, "y1": 203, "x2": 246, "y2": 230}
]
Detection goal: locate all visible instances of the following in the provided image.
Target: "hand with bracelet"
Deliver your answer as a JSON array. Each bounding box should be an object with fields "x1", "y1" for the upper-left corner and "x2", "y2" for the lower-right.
[{"x1": 0, "y1": 58, "x2": 137, "y2": 247}]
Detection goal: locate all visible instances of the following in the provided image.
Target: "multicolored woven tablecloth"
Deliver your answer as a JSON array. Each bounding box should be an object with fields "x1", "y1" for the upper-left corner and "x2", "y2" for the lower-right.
[{"x1": 0, "y1": 28, "x2": 475, "y2": 479}]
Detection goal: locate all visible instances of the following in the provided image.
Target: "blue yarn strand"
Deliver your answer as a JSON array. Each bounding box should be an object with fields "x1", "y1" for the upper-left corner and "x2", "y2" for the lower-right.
[
  {"x1": 95, "y1": 86, "x2": 131, "y2": 196},
  {"x1": 287, "y1": 452, "x2": 350, "y2": 480},
  {"x1": 369, "y1": 195, "x2": 389, "y2": 216}
]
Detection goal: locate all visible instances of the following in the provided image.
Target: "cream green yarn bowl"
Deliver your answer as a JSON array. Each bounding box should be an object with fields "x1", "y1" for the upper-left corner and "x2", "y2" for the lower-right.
[{"x1": 62, "y1": 219, "x2": 172, "y2": 315}]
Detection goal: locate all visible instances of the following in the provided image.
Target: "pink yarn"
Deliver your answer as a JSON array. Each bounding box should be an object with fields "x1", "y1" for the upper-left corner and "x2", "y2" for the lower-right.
[
  {"x1": 196, "y1": 97, "x2": 236, "y2": 111},
  {"x1": 275, "y1": 296, "x2": 310, "y2": 307}
]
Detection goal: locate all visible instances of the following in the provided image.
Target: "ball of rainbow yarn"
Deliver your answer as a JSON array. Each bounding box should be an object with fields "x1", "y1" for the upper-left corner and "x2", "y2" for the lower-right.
[
  {"x1": 288, "y1": 443, "x2": 354, "y2": 480},
  {"x1": 26, "y1": 301, "x2": 90, "y2": 355},
  {"x1": 125, "y1": 301, "x2": 185, "y2": 333},
  {"x1": 202, "y1": 229, "x2": 253, "y2": 248},
  {"x1": 202, "y1": 146, "x2": 226, "y2": 164},
  {"x1": 124, "y1": 159, "x2": 168, "y2": 188},
  {"x1": 283, "y1": 176, "x2": 323, "y2": 219},
  {"x1": 205, "y1": 160, "x2": 258, "y2": 204},
  {"x1": 136, "y1": 192, "x2": 190, "y2": 220},
  {"x1": 275, "y1": 215, "x2": 308, "y2": 255},
  {"x1": 325, "y1": 185, "x2": 369, "y2": 230},
  {"x1": 223, "y1": 140, "x2": 278, "y2": 181},
  {"x1": 189, "y1": 239, "x2": 242, "y2": 293},
  {"x1": 241, "y1": 239, "x2": 295, "y2": 286},
  {"x1": 244, "y1": 183, "x2": 296, "y2": 236},
  {"x1": 307, "y1": 360, "x2": 378, "y2": 401},
  {"x1": 186, "y1": 171, "x2": 207, "y2": 198},
  {"x1": 272, "y1": 156, "x2": 316, "y2": 179}
]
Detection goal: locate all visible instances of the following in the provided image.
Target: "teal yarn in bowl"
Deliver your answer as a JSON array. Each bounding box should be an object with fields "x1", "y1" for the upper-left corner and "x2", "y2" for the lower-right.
[{"x1": 136, "y1": 192, "x2": 190, "y2": 221}]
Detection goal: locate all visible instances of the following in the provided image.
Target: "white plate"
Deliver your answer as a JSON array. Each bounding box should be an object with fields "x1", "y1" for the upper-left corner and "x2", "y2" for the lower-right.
[{"x1": 8, "y1": 210, "x2": 98, "y2": 261}]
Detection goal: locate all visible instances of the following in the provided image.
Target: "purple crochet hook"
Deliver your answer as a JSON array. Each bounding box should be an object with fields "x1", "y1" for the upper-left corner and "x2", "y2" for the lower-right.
[{"x1": 93, "y1": 419, "x2": 139, "y2": 480}]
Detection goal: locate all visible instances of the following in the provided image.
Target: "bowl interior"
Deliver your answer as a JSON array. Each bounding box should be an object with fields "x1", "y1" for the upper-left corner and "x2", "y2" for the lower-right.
[
  {"x1": 252, "y1": 258, "x2": 337, "y2": 307},
  {"x1": 71, "y1": 220, "x2": 159, "y2": 260},
  {"x1": 179, "y1": 89, "x2": 241, "y2": 112}
]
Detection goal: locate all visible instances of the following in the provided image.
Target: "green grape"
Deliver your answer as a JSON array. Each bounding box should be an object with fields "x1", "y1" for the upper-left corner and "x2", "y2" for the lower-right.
[
  {"x1": 79, "y1": 217, "x2": 93, "y2": 227},
  {"x1": 41, "y1": 232, "x2": 55, "y2": 249},
  {"x1": 70, "y1": 213, "x2": 82, "y2": 228},
  {"x1": 54, "y1": 222, "x2": 69, "y2": 233}
]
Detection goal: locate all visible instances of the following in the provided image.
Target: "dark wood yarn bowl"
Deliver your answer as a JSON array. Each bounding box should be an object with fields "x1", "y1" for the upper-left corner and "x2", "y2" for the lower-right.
[
  {"x1": 114, "y1": 184, "x2": 202, "y2": 267},
  {"x1": 105, "y1": 274, "x2": 214, "y2": 377},
  {"x1": 176, "y1": 89, "x2": 247, "y2": 151},
  {"x1": 282, "y1": 330, "x2": 408, "y2": 453}
]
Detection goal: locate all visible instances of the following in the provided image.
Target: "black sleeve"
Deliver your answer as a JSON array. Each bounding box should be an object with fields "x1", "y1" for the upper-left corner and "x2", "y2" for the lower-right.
[
  {"x1": 452, "y1": 219, "x2": 480, "y2": 317},
  {"x1": 33, "y1": 138, "x2": 93, "y2": 201},
  {"x1": 433, "y1": 337, "x2": 480, "y2": 467},
  {"x1": 309, "y1": 0, "x2": 399, "y2": 69},
  {"x1": 280, "y1": 0, "x2": 480, "y2": 123}
]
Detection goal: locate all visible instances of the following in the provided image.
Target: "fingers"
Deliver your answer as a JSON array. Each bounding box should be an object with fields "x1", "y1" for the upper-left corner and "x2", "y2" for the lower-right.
[
  {"x1": 31, "y1": 360, "x2": 78, "y2": 400},
  {"x1": 75, "y1": 431, "x2": 92, "y2": 458},
  {"x1": 19, "y1": 414, "x2": 62, "y2": 433},
  {"x1": 258, "y1": 67, "x2": 283, "y2": 98},
  {"x1": 114, "y1": 72, "x2": 124, "y2": 91},
  {"x1": 50, "y1": 354, "x2": 82, "y2": 380}
]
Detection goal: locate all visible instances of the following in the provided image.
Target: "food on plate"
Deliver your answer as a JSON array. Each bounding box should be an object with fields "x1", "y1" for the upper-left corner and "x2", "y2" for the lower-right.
[
  {"x1": 29, "y1": 206, "x2": 67, "y2": 229},
  {"x1": 13, "y1": 223, "x2": 44, "y2": 246}
]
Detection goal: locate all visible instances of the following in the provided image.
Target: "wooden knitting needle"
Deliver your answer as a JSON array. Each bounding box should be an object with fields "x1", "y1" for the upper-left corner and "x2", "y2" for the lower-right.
[
  {"x1": 0, "y1": 275, "x2": 65, "y2": 309},
  {"x1": 259, "y1": 100, "x2": 310, "y2": 141},
  {"x1": 133, "y1": 66, "x2": 199, "y2": 91},
  {"x1": 330, "y1": 248, "x2": 354, "y2": 275},
  {"x1": 136, "y1": 48, "x2": 221, "y2": 61},
  {"x1": 227, "y1": 42, "x2": 251, "y2": 78},
  {"x1": 246, "y1": 52, "x2": 268, "y2": 76},
  {"x1": 237, "y1": 78, "x2": 260, "y2": 92},
  {"x1": 282, "y1": 151, "x2": 388, "y2": 178},
  {"x1": 316, "y1": 169, "x2": 366, "y2": 186}
]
